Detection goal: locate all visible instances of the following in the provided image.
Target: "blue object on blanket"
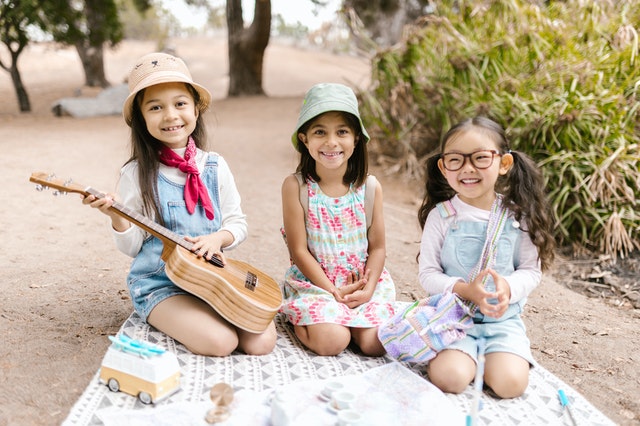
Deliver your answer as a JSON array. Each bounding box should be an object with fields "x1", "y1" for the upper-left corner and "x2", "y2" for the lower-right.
[{"x1": 559, "y1": 389, "x2": 579, "y2": 426}]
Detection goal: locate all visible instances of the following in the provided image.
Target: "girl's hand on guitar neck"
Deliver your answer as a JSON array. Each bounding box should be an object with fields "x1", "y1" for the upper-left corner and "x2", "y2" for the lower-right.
[
  {"x1": 81, "y1": 193, "x2": 130, "y2": 232},
  {"x1": 185, "y1": 230, "x2": 235, "y2": 265}
]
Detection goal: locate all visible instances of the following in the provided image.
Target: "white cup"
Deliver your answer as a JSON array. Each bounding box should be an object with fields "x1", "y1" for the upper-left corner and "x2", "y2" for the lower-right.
[
  {"x1": 331, "y1": 390, "x2": 356, "y2": 411},
  {"x1": 321, "y1": 380, "x2": 344, "y2": 399},
  {"x1": 337, "y1": 409, "x2": 362, "y2": 425}
]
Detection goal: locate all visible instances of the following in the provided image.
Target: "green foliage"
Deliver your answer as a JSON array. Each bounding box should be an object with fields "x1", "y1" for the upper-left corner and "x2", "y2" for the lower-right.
[
  {"x1": 118, "y1": 0, "x2": 168, "y2": 41},
  {"x1": 0, "y1": 0, "x2": 41, "y2": 54},
  {"x1": 39, "y1": 0, "x2": 123, "y2": 46},
  {"x1": 361, "y1": 0, "x2": 640, "y2": 258}
]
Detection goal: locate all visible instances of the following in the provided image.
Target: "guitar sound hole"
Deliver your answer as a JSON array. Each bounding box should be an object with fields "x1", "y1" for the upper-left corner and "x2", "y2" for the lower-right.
[{"x1": 245, "y1": 272, "x2": 258, "y2": 291}]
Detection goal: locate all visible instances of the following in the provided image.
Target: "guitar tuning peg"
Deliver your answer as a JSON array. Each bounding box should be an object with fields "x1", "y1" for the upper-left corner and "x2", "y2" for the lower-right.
[
  {"x1": 35, "y1": 184, "x2": 45, "y2": 192},
  {"x1": 52, "y1": 190, "x2": 68, "y2": 197}
]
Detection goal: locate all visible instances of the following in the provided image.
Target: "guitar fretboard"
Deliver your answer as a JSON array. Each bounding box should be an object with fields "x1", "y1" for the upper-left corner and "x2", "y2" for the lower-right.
[{"x1": 86, "y1": 187, "x2": 224, "y2": 268}]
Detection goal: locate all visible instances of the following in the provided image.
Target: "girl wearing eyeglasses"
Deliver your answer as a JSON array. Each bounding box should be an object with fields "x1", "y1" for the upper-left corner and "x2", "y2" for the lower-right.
[{"x1": 416, "y1": 116, "x2": 555, "y2": 398}]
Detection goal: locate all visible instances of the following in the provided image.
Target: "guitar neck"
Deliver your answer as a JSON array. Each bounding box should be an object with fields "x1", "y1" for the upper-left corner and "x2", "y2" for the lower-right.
[
  {"x1": 85, "y1": 187, "x2": 191, "y2": 252},
  {"x1": 29, "y1": 172, "x2": 224, "y2": 268}
]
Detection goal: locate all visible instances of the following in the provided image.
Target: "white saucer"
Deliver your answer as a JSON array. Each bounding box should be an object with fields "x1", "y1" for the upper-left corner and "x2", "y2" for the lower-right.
[
  {"x1": 318, "y1": 392, "x2": 330, "y2": 402},
  {"x1": 327, "y1": 402, "x2": 340, "y2": 414}
]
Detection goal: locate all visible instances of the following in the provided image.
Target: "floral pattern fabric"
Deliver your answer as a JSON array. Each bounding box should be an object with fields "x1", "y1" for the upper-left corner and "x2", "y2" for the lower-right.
[{"x1": 281, "y1": 179, "x2": 396, "y2": 327}]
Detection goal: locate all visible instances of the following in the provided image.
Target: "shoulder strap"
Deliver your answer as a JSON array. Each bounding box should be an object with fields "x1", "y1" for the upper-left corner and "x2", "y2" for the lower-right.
[
  {"x1": 295, "y1": 172, "x2": 377, "y2": 229},
  {"x1": 364, "y1": 175, "x2": 377, "y2": 229},
  {"x1": 466, "y1": 197, "x2": 510, "y2": 313},
  {"x1": 294, "y1": 173, "x2": 308, "y2": 215},
  {"x1": 435, "y1": 200, "x2": 457, "y2": 218}
]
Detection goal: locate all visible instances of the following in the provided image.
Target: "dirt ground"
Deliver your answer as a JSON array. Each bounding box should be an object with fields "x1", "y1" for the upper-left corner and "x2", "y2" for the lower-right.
[{"x1": 0, "y1": 38, "x2": 638, "y2": 426}]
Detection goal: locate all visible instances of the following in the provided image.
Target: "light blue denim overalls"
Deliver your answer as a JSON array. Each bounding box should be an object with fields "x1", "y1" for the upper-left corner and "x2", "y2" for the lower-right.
[
  {"x1": 127, "y1": 155, "x2": 222, "y2": 321},
  {"x1": 438, "y1": 203, "x2": 535, "y2": 364}
]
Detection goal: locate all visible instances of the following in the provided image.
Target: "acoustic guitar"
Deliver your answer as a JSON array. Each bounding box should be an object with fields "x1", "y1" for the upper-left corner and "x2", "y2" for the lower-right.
[{"x1": 30, "y1": 172, "x2": 282, "y2": 333}]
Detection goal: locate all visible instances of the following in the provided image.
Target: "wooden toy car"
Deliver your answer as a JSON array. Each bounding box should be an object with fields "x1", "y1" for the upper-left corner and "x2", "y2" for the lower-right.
[{"x1": 98, "y1": 334, "x2": 181, "y2": 404}]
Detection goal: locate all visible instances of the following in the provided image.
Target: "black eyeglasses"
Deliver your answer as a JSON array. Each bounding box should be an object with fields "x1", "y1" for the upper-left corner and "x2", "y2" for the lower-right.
[{"x1": 441, "y1": 150, "x2": 502, "y2": 171}]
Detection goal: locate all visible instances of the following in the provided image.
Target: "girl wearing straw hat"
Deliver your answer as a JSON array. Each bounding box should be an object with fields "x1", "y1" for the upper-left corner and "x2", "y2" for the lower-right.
[
  {"x1": 82, "y1": 52, "x2": 277, "y2": 356},
  {"x1": 280, "y1": 83, "x2": 396, "y2": 356}
]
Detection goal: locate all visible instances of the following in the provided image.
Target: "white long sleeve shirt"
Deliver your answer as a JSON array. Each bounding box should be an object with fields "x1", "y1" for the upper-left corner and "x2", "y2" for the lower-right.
[{"x1": 111, "y1": 148, "x2": 247, "y2": 258}]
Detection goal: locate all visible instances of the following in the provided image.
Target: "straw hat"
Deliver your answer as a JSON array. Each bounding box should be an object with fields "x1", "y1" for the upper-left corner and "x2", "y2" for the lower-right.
[
  {"x1": 291, "y1": 83, "x2": 370, "y2": 150},
  {"x1": 122, "y1": 52, "x2": 212, "y2": 126}
]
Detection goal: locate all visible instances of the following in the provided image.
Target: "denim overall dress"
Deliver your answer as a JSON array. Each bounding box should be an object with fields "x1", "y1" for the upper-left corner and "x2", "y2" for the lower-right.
[
  {"x1": 127, "y1": 155, "x2": 223, "y2": 321},
  {"x1": 439, "y1": 204, "x2": 535, "y2": 364}
]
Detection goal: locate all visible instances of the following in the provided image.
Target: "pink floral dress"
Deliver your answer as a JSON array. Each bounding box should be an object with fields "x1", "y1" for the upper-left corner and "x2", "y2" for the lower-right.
[{"x1": 281, "y1": 179, "x2": 396, "y2": 327}]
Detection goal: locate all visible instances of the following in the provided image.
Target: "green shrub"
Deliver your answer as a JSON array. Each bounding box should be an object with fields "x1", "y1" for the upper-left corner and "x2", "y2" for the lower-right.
[{"x1": 360, "y1": 0, "x2": 640, "y2": 258}]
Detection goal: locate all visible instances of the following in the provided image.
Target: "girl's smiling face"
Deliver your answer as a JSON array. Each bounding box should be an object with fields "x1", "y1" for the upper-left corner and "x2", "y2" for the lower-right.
[
  {"x1": 140, "y1": 82, "x2": 199, "y2": 149},
  {"x1": 299, "y1": 111, "x2": 357, "y2": 174},
  {"x1": 438, "y1": 128, "x2": 513, "y2": 210}
]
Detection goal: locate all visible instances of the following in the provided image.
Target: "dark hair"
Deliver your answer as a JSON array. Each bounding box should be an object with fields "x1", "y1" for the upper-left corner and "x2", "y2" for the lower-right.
[
  {"x1": 417, "y1": 116, "x2": 556, "y2": 271},
  {"x1": 295, "y1": 111, "x2": 368, "y2": 188},
  {"x1": 124, "y1": 83, "x2": 207, "y2": 226}
]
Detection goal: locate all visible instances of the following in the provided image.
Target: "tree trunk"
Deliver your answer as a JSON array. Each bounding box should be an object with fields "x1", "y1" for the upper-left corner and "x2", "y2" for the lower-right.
[
  {"x1": 226, "y1": 0, "x2": 271, "y2": 96},
  {"x1": 75, "y1": 0, "x2": 110, "y2": 88},
  {"x1": 10, "y1": 61, "x2": 30, "y2": 112},
  {"x1": 0, "y1": 44, "x2": 31, "y2": 112},
  {"x1": 75, "y1": 42, "x2": 110, "y2": 88}
]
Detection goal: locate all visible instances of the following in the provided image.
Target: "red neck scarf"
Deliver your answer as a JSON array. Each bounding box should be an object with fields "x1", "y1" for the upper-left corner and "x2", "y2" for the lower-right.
[{"x1": 158, "y1": 137, "x2": 215, "y2": 220}]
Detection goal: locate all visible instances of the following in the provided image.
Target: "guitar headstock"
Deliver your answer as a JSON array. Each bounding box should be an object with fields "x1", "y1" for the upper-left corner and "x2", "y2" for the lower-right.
[{"x1": 29, "y1": 172, "x2": 89, "y2": 197}]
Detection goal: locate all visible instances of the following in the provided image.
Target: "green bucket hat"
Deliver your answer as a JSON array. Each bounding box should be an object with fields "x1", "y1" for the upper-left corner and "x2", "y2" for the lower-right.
[{"x1": 291, "y1": 83, "x2": 370, "y2": 150}]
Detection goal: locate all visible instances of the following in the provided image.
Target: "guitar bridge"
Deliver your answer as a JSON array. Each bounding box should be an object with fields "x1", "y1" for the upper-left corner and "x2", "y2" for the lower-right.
[{"x1": 244, "y1": 272, "x2": 258, "y2": 291}]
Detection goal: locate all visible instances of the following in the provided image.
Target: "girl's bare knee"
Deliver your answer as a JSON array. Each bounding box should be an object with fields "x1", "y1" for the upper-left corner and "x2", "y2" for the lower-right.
[
  {"x1": 359, "y1": 343, "x2": 386, "y2": 357},
  {"x1": 311, "y1": 338, "x2": 350, "y2": 356},
  {"x1": 484, "y1": 353, "x2": 530, "y2": 398},
  {"x1": 240, "y1": 326, "x2": 277, "y2": 355},
  {"x1": 429, "y1": 371, "x2": 470, "y2": 394},
  {"x1": 427, "y1": 352, "x2": 475, "y2": 394},
  {"x1": 352, "y1": 329, "x2": 385, "y2": 357},
  {"x1": 187, "y1": 334, "x2": 238, "y2": 357},
  {"x1": 305, "y1": 331, "x2": 350, "y2": 356},
  {"x1": 488, "y1": 374, "x2": 528, "y2": 399},
  {"x1": 296, "y1": 324, "x2": 350, "y2": 356}
]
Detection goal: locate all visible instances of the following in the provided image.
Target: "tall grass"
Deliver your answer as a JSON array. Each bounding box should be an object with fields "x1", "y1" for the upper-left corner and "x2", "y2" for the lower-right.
[{"x1": 360, "y1": 0, "x2": 640, "y2": 259}]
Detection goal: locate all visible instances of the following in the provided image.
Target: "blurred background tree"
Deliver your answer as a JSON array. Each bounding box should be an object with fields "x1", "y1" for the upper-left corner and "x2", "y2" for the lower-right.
[
  {"x1": 343, "y1": 0, "x2": 433, "y2": 47},
  {"x1": 0, "y1": 0, "x2": 42, "y2": 112},
  {"x1": 225, "y1": 0, "x2": 271, "y2": 95},
  {"x1": 39, "y1": 0, "x2": 144, "y2": 88}
]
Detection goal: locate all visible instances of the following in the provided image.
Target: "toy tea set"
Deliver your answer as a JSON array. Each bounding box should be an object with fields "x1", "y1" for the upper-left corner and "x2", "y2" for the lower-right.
[{"x1": 271, "y1": 380, "x2": 363, "y2": 426}]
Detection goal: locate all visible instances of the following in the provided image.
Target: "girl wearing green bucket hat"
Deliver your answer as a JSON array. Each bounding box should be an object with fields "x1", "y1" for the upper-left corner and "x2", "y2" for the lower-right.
[{"x1": 280, "y1": 83, "x2": 397, "y2": 356}]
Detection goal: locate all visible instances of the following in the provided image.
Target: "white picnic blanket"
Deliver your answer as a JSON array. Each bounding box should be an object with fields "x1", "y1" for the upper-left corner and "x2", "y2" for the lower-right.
[{"x1": 63, "y1": 313, "x2": 615, "y2": 426}]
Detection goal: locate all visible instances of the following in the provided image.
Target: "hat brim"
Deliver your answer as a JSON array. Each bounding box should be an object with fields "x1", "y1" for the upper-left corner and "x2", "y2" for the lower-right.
[
  {"x1": 122, "y1": 71, "x2": 211, "y2": 126},
  {"x1": 291, "y1": 99, "x2": 370, "y2": 150}
]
